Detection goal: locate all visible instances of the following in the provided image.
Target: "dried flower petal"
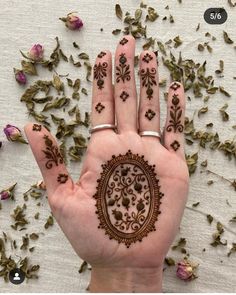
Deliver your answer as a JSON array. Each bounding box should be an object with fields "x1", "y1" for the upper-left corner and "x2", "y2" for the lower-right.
[{"x1": 176, "y1": 258, "x2": 198, "y2": 281}]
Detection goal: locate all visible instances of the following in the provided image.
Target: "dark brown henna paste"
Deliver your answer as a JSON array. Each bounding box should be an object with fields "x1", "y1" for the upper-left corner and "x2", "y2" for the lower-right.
[
  {"x1": 140, "y1": 68, "x2": 157, "y2": 99},
  {"x1": 32, "y1": 124, "x2": 42, "y2": 131},
  {"x1": 95, "y1": 102, "x2": 105, "y2": 113},
  {"x1": 142, "y1": 53, "x2": 153, "y2": 63},
  {"x1": 94, "y1": 62, "x2": 108, "y2": 90},
  {"x1": 97, "y1": 51, "x2": 106, "y2": 58},
  {"x1": 170, "y1": 140, "x2": 180, "y2": 151},
  {"x1": 120, "y1": 38, "x2": 128, "y2": 45},
  {"x1": 57, "y1": 173, "x2": 69, "y2": 184},
  {"x1": 94, "y1": 150, "x2": 164, "y2": 248},
  {"x1": 145, "y1": 109, "x2": 156, "y2": 121},
  {"x1": 42, "y1": 135, "x2": 63, "y2": 169},
  {"x1": 166, "y1": 94, "x2": 184, "y2": 133},
  {"x1": 170, "y1": 82, "x2": 181, "y2": 91},
  {"x1": 120, "y1": 91, "x2": 129, "y2": 102},
  {"x1": 116, "y1": 53, "x2": 131, "y2": 83}
]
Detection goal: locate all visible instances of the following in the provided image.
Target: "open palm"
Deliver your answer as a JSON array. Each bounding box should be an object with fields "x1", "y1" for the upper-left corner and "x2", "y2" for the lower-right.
[{"x1": 25, "y1": 35, "x2": 189, "y2": 291}]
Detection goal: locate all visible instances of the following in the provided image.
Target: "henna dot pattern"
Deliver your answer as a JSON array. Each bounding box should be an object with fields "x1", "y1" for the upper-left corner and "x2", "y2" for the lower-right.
[
  {"x1": 120, "y1": 38, "x2": 128, "y2": 45},
  {"x1": 42, "y1": 135, "x2": 63, "y2": 169},
  {"x1": 170, "y1": 140, "x2": 180, "y2": 151},
  {"x1": 94, "y1": 150, "x2": 164, "y2": 248},
  {"x1": 116, "y1": 53, "x2": 131, "y2": 83},
  {"x1": 120, "y1": 91, "x2": 129, "y2": 102},
  {"x1": 170, "y1": 81, "x2": 181, "y2": 91},
  {"x1": 142, "y1": 53, "x2": 153, "y2": 63},
  {"x1": 32, "y1": 124, "x2": 42, "y2": 131},
  {"x1": 166, "y1": 94, "x2": 184, "y2": 133},
  {"x1": 140, "y1": 67, "x2": 157, "y2": 99},
  {"x1": 93, "y1": 62, "x2": 108, "y2": 90},
  {"x1": 97, "y1": 51, "x2": 106, "y2": 58},
  {"x1": 57, "y1": 173, "x2": 69, "y2": 184},
  {"x1": 145, "y1": 109, "x2": 156, "y2": 121},
  {"x1": 95, "y1": 102, "x2": 105, "y2": 113}
]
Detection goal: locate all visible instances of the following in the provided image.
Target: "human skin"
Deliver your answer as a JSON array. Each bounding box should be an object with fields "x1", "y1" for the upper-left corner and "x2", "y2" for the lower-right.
[{"x1": 24, "y1": 35, "x2": 189, "y2": 292}]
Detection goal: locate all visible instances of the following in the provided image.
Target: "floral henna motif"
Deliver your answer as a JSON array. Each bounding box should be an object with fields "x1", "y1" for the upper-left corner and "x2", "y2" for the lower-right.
[
  {"x1": 94, "y1": 150, "x2": 164, "y2": 248},
  {"x1": 32, "y1": 124, "x2": 42, "y2": 131},
  {"x1": 145, "y1": 109, "x2": 156, "y2": 121},
  {"x1": 97, "y1": 51, "x2": 106, "y2": 58},
  {"x1": 42, "y1": 135, "x2": 63, "y2": 169},
  {"x1": 93, "y1": 62, "x2": 108, "y2": 90},
  {"x1": 116, "y1": 53, "x2": 131, "y2": 83},
  {"x1": 120, "y1": 38, "x2": 128, "y2": 45},
  {"x1": 140, "y1": 67, "x2": 157, "y2": 99},
  {"x1": 170, "y1": 82, "x2": 181, "y2": 91},
  {"x1": 95, "y1": 102, "x2": 105, "y2": 113},
  {"x1": 166, "y1": 94, "x2": 184, "y2": 133},
  {"x1": 120, "y1": 91, "x2": 129, "y2": 102},
  {"x1": 57, "y1": 173, "x2": 69, "y2": 184},
  {"x1": 142, "y1": 53, "x2": 153, "y2": 63},
  {"x1": 170, "y1": 140, "x2": 180, "y2": 151}
]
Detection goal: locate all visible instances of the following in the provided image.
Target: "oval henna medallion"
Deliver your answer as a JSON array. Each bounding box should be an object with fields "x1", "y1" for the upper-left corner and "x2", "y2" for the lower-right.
[{"x1": 94, "y1": 150, "x2": 164, "y2": 248}]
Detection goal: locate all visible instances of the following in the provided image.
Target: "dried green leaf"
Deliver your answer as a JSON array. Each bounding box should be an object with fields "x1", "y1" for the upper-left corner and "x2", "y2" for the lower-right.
[
  {"x1": 198, "y1": 106, "x2": 208, "y2": 117},
  {"x1": 219, "y1": 103, "x2": 229, "y2": 121},
  {"x1": 198, "y1": 44, "x2": 204, "y2": 51},
  {"x1": 186, "y1": 153, "x2": 198, "y2": 175},
  {"x1": 84, "y1": 61, "x2": 92, "y2": 81},
  {"x1": 165, "y1": 257, "x2": 175, "y2": 266},
  {"x1": 79, "y1": 261, "x2": 88, "y2": 273},
  {"x1": 21, "y1": 60, "x2": 37, "y2": 75},
  {"x1": 73, "y1": 42, "x2": 80, "y2": 49},
  {"x1": 196, "y1": 23, "x2": 200, "y2": 31},
  {"x1": 78, "y1": 52, "x2": 89, "y2": 60},
  {"x1": 207, "y1": 214, "x2": 213, "y2": 224},
  {"x1": 146, "y1": 7, "x2": 158, "y2": 22},
  {"x1": 69, "y1": 55, "x2": 81, "y2": 67},
  {"x1": 44, "y1": 215, "x2": 54, "y2": 229},
  {"x1": 81, "y1": 88, "x2": 88, "y2": 95},
  {"x1": 29, "y1": 233, "x2": 39, "y2": 240},
  {"x1": 219, "y1": 86, "x2": 231, "y2": 97},
  {"x1": 201, "y1": 160, "x2": 208, "y2": 167},
  {"x1": 206, "y1": 87, "x2": 218, "y2": 94},
  {"x1": 223, "y1": 31, "x2": 234, "y2": 44},
  {"x1": 52, "y1": 75, "x2": 64, "y2": 94},
  {"x1": 115, "y1": 4, "x2": 123, "y2": 20},
  {"x1": 169, "y1": 14, "x2": 174, "y2": 23},
  {"x1": 112, "y1": 29, "x2": 121, "y2": 35},
  {"x1": 173, "y1": 36, "x2": 182, "y2": 48},
  {"x1": 59, "y1": 49, "x2": 68, "y2": 62},
  {"x1": 192, "y1": 202, "x2": 200, "y2": 207},
  {"x1": 227, "y1": 243, "x2": 236, "y2": 257}
]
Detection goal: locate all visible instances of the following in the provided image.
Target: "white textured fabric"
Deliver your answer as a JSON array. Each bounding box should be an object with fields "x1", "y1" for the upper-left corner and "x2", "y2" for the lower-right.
[{"x1": 0, "y1": 0, "x2": 236, "y2": 292}]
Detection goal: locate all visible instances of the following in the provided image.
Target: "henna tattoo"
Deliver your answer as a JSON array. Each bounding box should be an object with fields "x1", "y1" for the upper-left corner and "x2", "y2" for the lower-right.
[
  {"x1": 145, "y1": 109, "x2": 156, "y2": 121},
  {"x1": 95, "y1": 102, "x2": 105, "y2": 113},
  {"x1": 170, "y1": 82, "x2": 181, "y2": 91},
  {"x1": 32, "y1": 124, "x2": 42, "y2": 131},
  {"x1": 166, "y1": 94, "x2": 184, "y2": 133},
  {"x1": 170, "y1": 140, "x2": 180, "y2": 151},
  {"x1": 142, "y1": 53, "x2": 153, "y2": 63},
  {"x1": 94, "y1": 150, "x2": 164, "y2": 248},
  {"x1": 57, "y1": 173, "x2": 69, "y2": 184},
  {"x1": 116, "y1": 53, "x2": 131, "y2": 83},
  {"x1": 120, "y1": 91, "x2": 129, "y2": 102},
  {"x1": 97, "y1": 51, "x2": 106, "y2": 58},
  {"x1": 140, "y1": 68, "x2": 157, "y2": 99},
  {"x1": 120, "y1": 38, "x2": 128, "y2": 45},
  {"x1": 42, "y1": 135, "x2": 63, "y2": 169},
  {"x1": 94, "y1": 62, "x2": 108, "y2": 90}
]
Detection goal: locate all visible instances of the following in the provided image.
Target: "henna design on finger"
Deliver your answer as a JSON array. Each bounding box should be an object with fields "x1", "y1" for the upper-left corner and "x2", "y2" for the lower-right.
[
  {"x1": 170, "y1": 140, "x2": 180, "y2": 151},
  {"x1": 140, "y1": 68, "x2": 157, "y2": 99},
  {"x1": 120, "y1": 38, "x2": 128, "y2": 45},
  {"x1": 94, "y1": 62, "x2": 108, "y2": 90},
  {"x1": 95, "y1": 102, "x2": 105, "y2": 113},
  {"x1": 97, "y1": 51, "x2": 106, "y2": 58},
  {"x1": 42, "y1": 135, "x2": 64, "y2": 169},
  {"x1": 166, "y1": 94, "x2": 184, "y2": 133},
  {"x1": 120, "y1": 91, "x2": 129, "y2": 102},
  {"x1": 142, "y1": 53, "x2": 153, "y2": 63},
  {"x1": 32, "y1": 124, "x2": 42, "y2": 131},
  {"x1": 170, "y1": 82, "x2": 181, "y2": 91},
  {"x1": 57, "y1": 173, "x2": 69, "y2": 184},
  {"x1": 116, "y1": 53, "x2": 131, "y2": 83},
  {"x1": 145, "y1": 109, "x2": 156, "y2": 121},
  {"x1": 94, "y1": 150, "x2": 164, "y2": 248}
]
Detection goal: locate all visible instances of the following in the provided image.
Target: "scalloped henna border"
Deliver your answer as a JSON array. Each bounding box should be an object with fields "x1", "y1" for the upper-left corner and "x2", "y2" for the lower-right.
[{"x1": 93, "y1": 150, "x2": 164, "y2": 248}]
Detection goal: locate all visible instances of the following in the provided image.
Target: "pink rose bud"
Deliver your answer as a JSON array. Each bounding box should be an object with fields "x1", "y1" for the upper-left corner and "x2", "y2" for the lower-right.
[
  {"x1": 0, "y1": 191, "x2": 10, "y2": 200},
  {"x1": 60, "y1": 13, "x2": 83, "y2": 30},
  {"x1": 0, "y1": 183, "x2": 17, "y2": 201},
  {"x1": 176, "y1": 259, "x2": 198, "y2": 281},
  {"x1": 3, "y1": 124, "x2": 28, "y2": 144},
  {"x1": 28, "y1": 44, "x2": 44, "y2": 61},
  {"x1": 14, "y1": 69, "x2": 27, "y2": 85}
]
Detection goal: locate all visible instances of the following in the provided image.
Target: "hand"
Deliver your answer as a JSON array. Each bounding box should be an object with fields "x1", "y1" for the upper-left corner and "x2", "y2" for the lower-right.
[{"x1": 24, "y1": 35, "x2": 189, "y2": 292}]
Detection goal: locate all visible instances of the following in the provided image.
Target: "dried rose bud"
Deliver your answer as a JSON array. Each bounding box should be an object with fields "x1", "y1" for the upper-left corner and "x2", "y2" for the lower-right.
[
  {"x1": 176, "y1": 259, "x2": 198, "y2": 281},
  {"x1": 60, "y1": 13, "x2": 83, "y2": 30},
  {"x1": 14, "y1": 69, "x2": 27, "y2": 85},
  {"x1": 33, "y1": 180, "x2": 46, "y2": 190},
  {"x1": 28, "y1": 44, "x2": 44, "y2": 61},
  {"x1": 0, "y1": 183, "x2": 17, "y2": 201},
  {"x1": 3, "y1": 124, "x2": 28, "y2": 144}
]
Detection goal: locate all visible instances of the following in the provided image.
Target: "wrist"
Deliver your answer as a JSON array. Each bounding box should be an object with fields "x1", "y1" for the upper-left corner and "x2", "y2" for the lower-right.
[{"x1": 89, "y1": 266, "x2": 163, "y2": 292}]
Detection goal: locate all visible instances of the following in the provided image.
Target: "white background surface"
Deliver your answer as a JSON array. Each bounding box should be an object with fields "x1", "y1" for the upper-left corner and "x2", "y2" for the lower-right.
[{"x1": 0, "y1": 0, "x2": 236, "y2": 292}]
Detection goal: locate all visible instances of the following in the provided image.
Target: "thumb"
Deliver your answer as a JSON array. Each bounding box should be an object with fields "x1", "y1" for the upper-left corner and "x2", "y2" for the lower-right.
[{"x1": 24, "y1": 123, "x2": 73, "y2": 197}]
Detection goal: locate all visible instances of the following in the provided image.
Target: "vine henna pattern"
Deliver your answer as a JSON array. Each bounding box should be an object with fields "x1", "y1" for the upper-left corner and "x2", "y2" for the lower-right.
[
  {"x1": 94, "y1": 150, "x2": 164, "y2": 248},
  {"x1": 166, "y1": 94, "x2": 184, "y2": 133},
  {"x1": 116, "y1": 53, "x2": 131, "y2": 83},
  {"x1": 93, "y1": 62, "x2": 108, "y2": 90},
  {"x1": 140, "y1": 67, "x2": 157, "y2": 99},
  {"x1": 42, "y1": 135, "x2": 63, "y2": 169}
]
